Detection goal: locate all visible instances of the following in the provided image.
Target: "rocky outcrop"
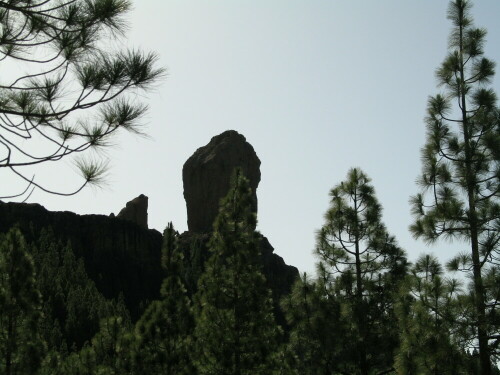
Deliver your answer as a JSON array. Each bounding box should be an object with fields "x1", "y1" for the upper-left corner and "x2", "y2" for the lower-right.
[
  {"x1": 180, "y1": 130, "x2": 299, "y2": 326},
  {"x1": 117, "y1": 194, "x2": 148, "y2": 229},
  {"x1": 0, "y1": 130, "x2": 299, "y2": 325},
  {"x1": 183, "y1": 130, "x2": 261, "y2": 232},
  {"x1": 0, "y1": 200, "x2": 163, "y2": 319}
]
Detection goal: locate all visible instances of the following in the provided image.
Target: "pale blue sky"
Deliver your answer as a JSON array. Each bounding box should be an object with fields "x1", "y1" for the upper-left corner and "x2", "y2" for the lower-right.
[{"x1": 7, "y1": 1, "x2": 500, "y2": 275}]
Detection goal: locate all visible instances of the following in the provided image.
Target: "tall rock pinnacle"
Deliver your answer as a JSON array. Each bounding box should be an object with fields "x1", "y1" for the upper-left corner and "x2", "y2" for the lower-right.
[{"x1": 182, "y1": 130, "x2": 261, "y2": 232}]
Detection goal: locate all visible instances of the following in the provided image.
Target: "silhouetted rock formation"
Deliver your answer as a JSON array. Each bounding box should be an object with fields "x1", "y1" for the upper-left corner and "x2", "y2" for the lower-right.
[
  {"x1": 0, "y1": 201, "x2": 163, "y2": 320},
  {"x1": 0, "y1": 130, "x2": 298, "y2": 326},
  {"x1": 180, "y1": 130, "x2": 298, "y2": 326},
  {"x1": 117, "y1": 194, "x2": 149, "y2": 229},
  {"x1": 183, "y1": 130, "x2": 261, "y2": 232}
]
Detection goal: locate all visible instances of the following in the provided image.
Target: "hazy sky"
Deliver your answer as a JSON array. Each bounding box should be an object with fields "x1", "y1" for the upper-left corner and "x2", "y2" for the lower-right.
[{"x1": 4, "y1": 1, "x2": 500, "y2": 275}]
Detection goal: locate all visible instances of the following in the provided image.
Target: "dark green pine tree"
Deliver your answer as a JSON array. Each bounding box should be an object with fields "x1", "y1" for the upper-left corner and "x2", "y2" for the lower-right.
[
  {"x1": 194, "y1": 168, "x2": 282, "y2": 375},
  {"x1": 280, "y1": 272, "x2": 343, "y2": 375},
  {"x1": 410, "y1": 1, "x2": 500, "y2": 373},
  {"x1": 30, "y1": 228, "x2": 130, "y2": 352},
  {"x1": 0, "y1": 228, "x2": 46, "y2": 375},
  {"x1": 57, "y1": 316, "x2": 133, "y2": 375},
  {"x1": 315, "y1": 167, "x2": 406, "y2": 375},
  {"x1": 133, "y1": 222, "x2": 196, "y2": 374},
  {"x1": 394, "y1": 254, "x2": 469, "y2": 375}
]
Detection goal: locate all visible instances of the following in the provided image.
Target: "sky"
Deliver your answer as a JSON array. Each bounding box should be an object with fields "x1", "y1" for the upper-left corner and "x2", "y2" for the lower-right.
[{"x1": 3, "y1": 1, "x2": 500, "y2": 275}]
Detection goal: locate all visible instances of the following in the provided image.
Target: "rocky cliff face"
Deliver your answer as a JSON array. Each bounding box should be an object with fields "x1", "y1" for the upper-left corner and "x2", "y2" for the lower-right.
[
  {"x1": 183, "y1": 130, "x2": 261, "y2": 233},
  {"x1": 0, "y1": 200, "x2": 163, "y2": 319}
]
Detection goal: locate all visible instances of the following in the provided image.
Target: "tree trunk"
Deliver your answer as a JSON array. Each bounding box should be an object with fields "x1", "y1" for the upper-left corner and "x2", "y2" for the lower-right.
[
  {"x1": 354, "y1": 193, "x2": 369, "y2": 375},
  {"x1": 470, "y1": 220, "x2": 491, "y2": 375},
  {"x1": 459, "y1": 19, "x2": 491, "y2": 374}
]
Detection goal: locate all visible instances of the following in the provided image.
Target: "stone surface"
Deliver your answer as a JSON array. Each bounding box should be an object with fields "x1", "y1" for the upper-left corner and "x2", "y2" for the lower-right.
[
  {"x1": 117, "y1": 194, "x2": 148, "y2": 229},
  {"x1": 0, "y1": 201, "x2": 163, "y2": 319},
  {"x1": 183, "y1": 130, "x2": 261, "y2": 232}
]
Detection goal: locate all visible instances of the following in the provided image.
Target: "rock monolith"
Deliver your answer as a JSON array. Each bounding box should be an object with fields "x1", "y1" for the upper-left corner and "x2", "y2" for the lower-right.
[{"x1": 182, "y1": 130, "x2": 261, "y2": 232}]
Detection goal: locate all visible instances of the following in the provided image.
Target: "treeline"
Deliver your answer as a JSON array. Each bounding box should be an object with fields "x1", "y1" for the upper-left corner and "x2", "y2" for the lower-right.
[{"x1": 0, "y1": 168, "x2": 499, "y2": 374}]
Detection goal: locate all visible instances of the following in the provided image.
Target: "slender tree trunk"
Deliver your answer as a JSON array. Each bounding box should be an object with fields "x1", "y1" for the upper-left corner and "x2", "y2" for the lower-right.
[
  {"x1": 458, "y1": 17, "x2": 491, "y2": 375},
  {"x1": 469, "y1": 214, "x2": 490, "y2": 375},
  {"x1": 354, "y1": 245, "x2": 368, "y2": 375},
  {"x1": 354, "y1": 193, "x2": 369, "y2": 375},
  {"x1": 465, "y1": 167, "x2": 491, "y2": 373}
]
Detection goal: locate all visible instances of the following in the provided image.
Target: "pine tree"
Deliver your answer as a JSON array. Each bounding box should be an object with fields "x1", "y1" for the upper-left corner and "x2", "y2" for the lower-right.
[
  {"x1": 133, "y1": 222, "x2": 195, "y2": 374},
  {"x1": 0, "y1": 0, "x2": 164, "y2": 199},
  {"x1": 0, "y1": 228, "x2": 45, "y2": 375},
  {"x1": 194, "y1": 168, "x2": 282, "y2": 375},
  {"x1": 31, "y1": 228, "x2": 130, "y2": 351},
  {"x1": 58, "y1": 316, "x2": 133, "y2": 375},
  {"x1": 394, "y1": 254, "x2": 468, "y2": 374},
  {"x1": 483, "y1": 267, "x2": 500, "y2": 361},
  {"x1": 316, "y1": 167, "x2": 406, "y2": 375},
  {"x1": 280, "y1": 272, "x2": 343, "y2": 375},
  {"x1": 410, "y1": 1, "x2": 500, "y2": 372}
]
